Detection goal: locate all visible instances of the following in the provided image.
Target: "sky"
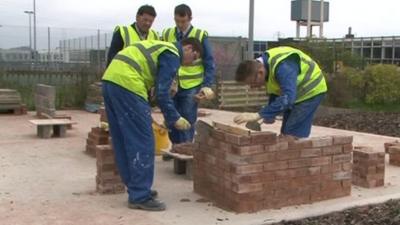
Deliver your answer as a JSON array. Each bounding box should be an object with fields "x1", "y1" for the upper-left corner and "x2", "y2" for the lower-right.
[{"x1": 0, "y1": 0, "x2": 399, "y2": 49}]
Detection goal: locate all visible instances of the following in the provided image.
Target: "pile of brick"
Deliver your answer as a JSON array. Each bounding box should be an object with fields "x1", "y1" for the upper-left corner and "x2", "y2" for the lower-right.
[
  {"x1": 95, "y1": 144, "x2": 125, "y2": 194},
  {"x1": 85, "y1": 107, "x2": 109, "y2": 157},
  {"x1": 193, "y1": 121, "x2": 353, "y2": 213},
  {"x1": 352, "y1": 146, "x2": 385, "y2": 188},
  {"x1": 388, "y1": 145, "x2": 400, "y2": 166}
]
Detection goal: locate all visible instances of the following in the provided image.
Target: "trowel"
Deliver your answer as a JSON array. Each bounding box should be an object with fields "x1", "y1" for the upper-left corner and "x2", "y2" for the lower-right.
[{"x1": 245, "y1": 120, "x2": 262, "y2": 131}]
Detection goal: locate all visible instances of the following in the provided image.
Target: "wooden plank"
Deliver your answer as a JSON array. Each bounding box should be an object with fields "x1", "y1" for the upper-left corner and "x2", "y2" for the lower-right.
[
  {"x1": 29, "y1": 119, "x2": 76, "y2": 125},
  {"x1": 161, "y1": 149, "x2": 193, "y2": 160},
  {"x1": 212, "y1": 121, "x2": 250, "y2": 136}
]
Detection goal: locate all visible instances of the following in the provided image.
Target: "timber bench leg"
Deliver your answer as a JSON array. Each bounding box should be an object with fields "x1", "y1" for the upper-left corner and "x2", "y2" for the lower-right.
[
  {"x1": 53, "y1": 125, "x2": 67, "y2": 137},
  {"x1": 185, "y1": 160, "x2": 193, "y2": 180},
  {"x1": 37, "y1": 125, "x2": 52, "y2": 138},
  {"x1": 174, "y1": 159, "x2": 187, "y2": 175}
]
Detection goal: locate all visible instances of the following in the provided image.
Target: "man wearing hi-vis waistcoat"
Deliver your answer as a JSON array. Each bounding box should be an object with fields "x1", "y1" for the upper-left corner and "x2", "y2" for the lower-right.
[
  {"x1": 233, "y1": 46, "x2": 327, "y2": 138},
  {"x1": 102, "y1": 38, "x2": 203, "y2": 211},
  {"x1": 162, "y1": 4, "x2": 216, "y2": 145}
]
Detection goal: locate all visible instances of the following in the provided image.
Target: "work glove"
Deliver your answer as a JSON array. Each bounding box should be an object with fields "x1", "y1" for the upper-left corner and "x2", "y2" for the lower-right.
[
  {"x1": 199, "y1": 87, "x2": 215, "y2": 100},
  {"x1": 233, "y1": 113, "x2": 261, "y2": 124},
  {"x1": 174, "y1": 117, "x2": 191, "y2": 130},
  {"x1": 99, "y1": 122, "x2": 109, "y2": 131}
]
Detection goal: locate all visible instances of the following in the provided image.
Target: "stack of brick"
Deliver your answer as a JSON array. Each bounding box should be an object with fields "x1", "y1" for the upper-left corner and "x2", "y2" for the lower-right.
[
  {"x1": 85, "y1": 106, "x2": 109, "y2": 157},
  {"x1": 352, "y1": 146, "x2": 385, "y2": 188},
  {"x1": 95, "y1": 144, "x2": 125, "y2": 194},
  {"x1": 384, "y1": 140, "x2": 400, "y2": 153},
  {"x1": 388, "y1": 145, "x2": 400, "y2": 166},
  {"x1": 193, "y1": 122, "x2": 353, "y2": 213},
  {"x1": 86, "y1": 127, "x2": 109, "y2": 157}
]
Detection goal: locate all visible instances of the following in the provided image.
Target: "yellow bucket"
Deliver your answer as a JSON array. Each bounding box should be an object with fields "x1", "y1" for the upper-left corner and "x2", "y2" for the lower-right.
[{"x1": 152, "y1": 122, "x2": 171, "y2": 155}]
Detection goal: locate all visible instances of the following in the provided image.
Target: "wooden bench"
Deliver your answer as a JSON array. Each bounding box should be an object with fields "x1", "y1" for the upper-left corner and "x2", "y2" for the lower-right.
[
  {"x1": 162, "y1": 149, "x2": 193, "y2": 180},
  {"x1": 29, "y1": 119, "x2": 76, "y2": 138}
]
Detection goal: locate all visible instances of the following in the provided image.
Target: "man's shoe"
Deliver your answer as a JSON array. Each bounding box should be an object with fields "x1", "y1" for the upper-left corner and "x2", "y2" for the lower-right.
[
  {"x1": 151, "y1": 190, "x2": 158, "y2": 198},
  {"x1": 128, "y1": 198, "x2": 166, "y2": 211}
]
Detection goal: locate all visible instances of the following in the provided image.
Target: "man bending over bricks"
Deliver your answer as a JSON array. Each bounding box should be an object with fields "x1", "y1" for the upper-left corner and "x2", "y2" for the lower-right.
[
  {"x1": 233, "y1": 46, "x2": 327, "y2": 138},
  {"x1": 102, "y1": 38, "x2": 203, "y2": 211}
]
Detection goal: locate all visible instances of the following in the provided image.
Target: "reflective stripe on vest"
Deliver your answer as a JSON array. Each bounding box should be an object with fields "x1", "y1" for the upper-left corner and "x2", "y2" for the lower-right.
[
  {"x1": 119, "y1": 25, "x2": 159, "y2": 48},
  {"x1": 102, "y1": 40, "x2": 179, "y2": 100},
  {"x1": 266, "y1": 47, "x2": 327, "y2": 103},
  {"x1": 162, "y1": 27, "x2": 207, "y2": 89}
]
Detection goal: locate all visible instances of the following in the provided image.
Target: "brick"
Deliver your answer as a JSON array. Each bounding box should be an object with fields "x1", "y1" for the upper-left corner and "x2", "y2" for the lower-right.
[
  {"x1": 232, "y1": 164, "x2": 263, "y2": 175},
  {"x1": 321, "y1": 163, "x2": 342, "y2": 174},
  {"x1": 384, "y1": 141, "x2": 400, "y2": 153},
  {"x1": 300, "y1": 148, "x2": 322, "y2": 158},
  {"x1": 342, "y1": 162, "x2": 352, "y2": 171},
  {"x1": 388, "y1": 146, "x2": 400, "y2": 154},
  {"x1": 250, "y1": 131, "x2": 277, "y2": 145},
  {"x1": 332, "y1": 171, "x2": 352, "y2": 181},
  {"x1": 288, "y1": 139, "x2": 313, "y2": 150},
  {"x1": 288, "y1": 158, "x2": 312, "y2": 169},
  {"x1": 311, "y1": 136, "x2": 333, "y2": 148},
  {"x1": 276, "y1": 150, "x2": 301, "y2": 160},
  {"x1": 342, "y1": 144, "x2": 353, "y2": 153},
  {"x1": 332, "y1": 154, "x2": 352, "y2": 164},
  {"x1": 219, "y1": 142, "x2": 232, "y2": 152},
  {"x1": 245, "y1": 152, "x2": 276, "y2": 163},
  {"x1": 232, "y1": 183, "x2": 263, "y2": 193},
  {"x1": 232, "y1": 173, "x2": 264, "y2": 184},
  {"x1": 332, "y1": 135, "x2": 353, "y2": 145},
  {"x1": 322, "y1": 145, "x2": 343, "y2": 156},
  {"x1": 210, "y1": 129, "x2": 225, "y2": 141},
  {"x1": 311, "y1": 156, "x2": 332, "y2": 166},
  {"x1": 264, "y1": 161, "x2": 288, "y2": 171},
  {"x1": 224, "y1": 133, "x2": 251, "y2": 146},
  {"x1": 266, "y1": 141, "x2": 289, "y2": 151},
  {"x1": 231, "y1": 145, "x2": 264, "y2": 156}
]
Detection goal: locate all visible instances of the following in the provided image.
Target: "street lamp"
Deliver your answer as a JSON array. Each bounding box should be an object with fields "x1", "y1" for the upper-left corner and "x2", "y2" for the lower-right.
[{"x1": 24, "y1": 11, "x2": 34, "y2": 50}]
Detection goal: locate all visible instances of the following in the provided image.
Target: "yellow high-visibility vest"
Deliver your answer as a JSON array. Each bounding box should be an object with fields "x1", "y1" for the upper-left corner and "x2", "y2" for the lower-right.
[
  {"x1": 162, "y1": 27, "x2": 207, "y2": 89},
  {"x1": 102, "y1": 40, "x2": 179, "y2": 100},
  {"x1": 116, "y1": 25, "x2": 159, "y2": 48},
  {"x1": 266, "y1": 46, "x2": 327, "y2": 103}
]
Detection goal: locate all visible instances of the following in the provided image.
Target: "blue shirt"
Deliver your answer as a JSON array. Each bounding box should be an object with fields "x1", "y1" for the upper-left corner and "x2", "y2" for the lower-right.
[
  {"x1": 174, "y1": 26, "x2": 215, "y2": 87},
  {"x1": 259, "y1": 54, "x2": 300, "y2": 121},
  {"x1": 155, "y1": 43, "x2": 183, "y2": 126}
]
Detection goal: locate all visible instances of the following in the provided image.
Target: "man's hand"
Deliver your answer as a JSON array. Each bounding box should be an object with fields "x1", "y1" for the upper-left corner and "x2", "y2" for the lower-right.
[
  {"x1": 199, "y1": 87, "x2": 215, "y2": 100},
  {"x1": 174, "y1": 117, "x2": 191, "y2": 130},
  {"x1": 233, "y1": 113, "x2": 261, "y2": 124}
]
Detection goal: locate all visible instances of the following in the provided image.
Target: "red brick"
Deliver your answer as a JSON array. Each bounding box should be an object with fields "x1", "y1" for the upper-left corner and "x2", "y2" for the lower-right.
[
  {"x1": 288, "y1": 158, "x2": 312, "y2": 169},
  {"x1": 300, "y1": 148, "x2": 322, "y2": 158},
  {"x1": 321, "y1": 163, "x2": 341, "y2": 174},
  {"x1": 224, "y1": 133, "x2": 251, "y2": 146},
  {"x1": 231, "y1": 145, "x2": 264, "y2": 156},
  {"x1": 232, "y1": 174, "x2": 264, "y2": 184},
  {"x1": 210, "y1": 129, "x2": 225, "y2": 141},
  {"x1": 332, "y1": 171, "x2": 352, "y2": 181},
  {"x1": 342, "y1": 144, "x2": 353, "y2": 153},
  {"x1": 276, "y1": 150, "x2": 301, "y2": 160},
  {"x1": 322, "y1": 145, "x2": 343, "y2": 156},
  {"x1": 264, "y1": 161, "x2": 288, "y2": 171},
  {"x1": 384, "y1": 141, "x2": 400, "y2": 153},
  {"x1": 245, "y1": 152, "x2": 276, "y2": 163},
  {"x1": 311, "y1": 156, "x2": 332, "y2": 166},
  {"x1": 342, "y1": 162, "x2": 352, "y2": 171},
  {"x1": 232, "y1": 164, "x2": 263, "y2": 175},
  {"x1": 311, "y1": 136, "x2": 333, "y2": 148},
  {"x1": 332, "y1": 153, "x2": 352, "y2": 164},
  {"x1": 266, "y1": 141, "x2": 289, "y2": 151},
  {"x1": 232, "y1": 183, "x2": 263, "y2": 193},
  {"x1": 219, "y1": 142, "x2": 232, "y2": 152},
  {"x1": 288, "y1": 139, "x2": 313, "y2": 150},
  {"x1": 388, "y1": 146, "x2": 400, "y2": 154},
  {"x1": 250, "y1": 131, "x2": 277, "y2": 145},
  {"x1": 332, "y1": 135, "x2": 353, "y2": 145}
]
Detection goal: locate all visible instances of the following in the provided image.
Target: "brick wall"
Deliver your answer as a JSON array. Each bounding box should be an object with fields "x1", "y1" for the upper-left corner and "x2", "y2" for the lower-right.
[
  {"x1": 86, "y1": 127, "x2": 109, "y2": 157},
  {"x1": 388, "y1": 146, "x2": 400, "y2": 166},
  {"x1": 352, "y1": 146, "x2": 385, "y2": 188},
  {"x1": 193, "y1": 122, "x2": 353, "y2": 213}
]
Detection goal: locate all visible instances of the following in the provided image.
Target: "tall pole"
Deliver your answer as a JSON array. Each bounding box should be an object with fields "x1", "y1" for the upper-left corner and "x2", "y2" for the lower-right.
[
  {"x1": 320, "y1": 0, "x2": 324, "y2": 38},
  {"x1": 24, "y1": 11, "x2": 33, "y2": 50},
  {"x1": 248, "y1": 0, "x2": 254, "y2": 59},
  {"x1": 307, "y1": 0, "x2": 312, "y2": 38},
  {"x1": 33, "y1": 0, "x2": 37, "y2": 56}
]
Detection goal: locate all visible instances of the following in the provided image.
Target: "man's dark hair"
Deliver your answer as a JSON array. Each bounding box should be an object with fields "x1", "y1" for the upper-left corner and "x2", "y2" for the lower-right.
[
  {"x1": 137, "y1": 5, "x2": 157, "y2": 17},
  {"x1": 174, "y1": 4, "x2": 192, "y2": 17},
  {"x1": 182, "y1": 37, "x2": 203, "y2": 57},
  {"x1": 235, "y1": 60, "x2": 259, "y2": 82}
]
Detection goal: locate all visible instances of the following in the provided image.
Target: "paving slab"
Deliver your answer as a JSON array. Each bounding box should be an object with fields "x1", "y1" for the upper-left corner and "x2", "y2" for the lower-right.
[{"x1": 0, "y1": 109, "x2": 399, "y2": 225}]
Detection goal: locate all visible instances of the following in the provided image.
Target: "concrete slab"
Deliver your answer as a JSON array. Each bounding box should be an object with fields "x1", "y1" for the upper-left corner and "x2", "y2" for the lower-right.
[{"x1": 0, "y1": 109, "x2": 399, "y2": 225}]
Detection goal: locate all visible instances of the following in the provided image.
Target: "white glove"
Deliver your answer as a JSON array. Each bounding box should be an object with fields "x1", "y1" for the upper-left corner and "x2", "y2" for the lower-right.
[
  {"x1": 99, "y1": 122, "x2": 109, "y2": 131},
  {"x1": 200, "y1": 87, "x2": 215, "y2": 100},
  {"x1": 233, "y1": 113, "x2": 261, "y2": 124},
  {"x1": 174, "y1": 117, "x2": 191, "y2": 130}
]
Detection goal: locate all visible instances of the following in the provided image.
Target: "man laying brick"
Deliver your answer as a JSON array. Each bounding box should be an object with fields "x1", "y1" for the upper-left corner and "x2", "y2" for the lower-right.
[
  {"x1": 233, "y1": 46, "x2": 327, "y2": 138},
  {"x1": 102, "y1": 38, "x2": 203, "y2": 211}
]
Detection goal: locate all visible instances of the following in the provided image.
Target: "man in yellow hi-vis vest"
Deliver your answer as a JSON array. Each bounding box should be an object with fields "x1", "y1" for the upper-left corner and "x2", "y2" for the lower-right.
[
  {"x1": 107, "y1": 5, "x2": 159, "y2": 66},
  {"x1": 162, "y1": 4, "x2": 216, "y2": 145},
  {"x1": 102, "y1": 38, "x2": 203, "y2": 211},
  {"x1": 233, "y1": 46, "x2": 327, "y2": 138}
]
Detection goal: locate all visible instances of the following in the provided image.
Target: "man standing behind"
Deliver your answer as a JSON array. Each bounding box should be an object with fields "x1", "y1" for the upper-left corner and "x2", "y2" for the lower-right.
[
  {"x1": 162, "y1": 4, "x2": 216, "y2": 145},
  {"x1": 102, "y1": 38, "x2": 203, "y2": 211},
  {"x1": 107, "y1": 5, "x2": 159, "y2": 65}
]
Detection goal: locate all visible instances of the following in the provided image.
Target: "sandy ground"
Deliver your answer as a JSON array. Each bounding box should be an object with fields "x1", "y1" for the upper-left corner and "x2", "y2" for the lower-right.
[{"x1": 1, "y1": 109, "x2": 400, "y2": 225}]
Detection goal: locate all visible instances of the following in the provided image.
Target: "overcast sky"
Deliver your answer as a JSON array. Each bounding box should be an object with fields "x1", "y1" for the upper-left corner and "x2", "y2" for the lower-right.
[{"x1": 1, "y1": 0, "x2": 399, "y2": 49}]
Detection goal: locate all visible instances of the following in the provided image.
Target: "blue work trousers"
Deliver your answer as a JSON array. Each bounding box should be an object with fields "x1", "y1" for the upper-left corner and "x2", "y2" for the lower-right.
[
  {"x1": 281, "y1": 93, "x2": 325, "y2": 138},
  {"x1": 102, "y1": 81, "x2": 154, "y2": 203},
  {"x1": 168, "y1": 86, "x2": 201, "y2": 144}
]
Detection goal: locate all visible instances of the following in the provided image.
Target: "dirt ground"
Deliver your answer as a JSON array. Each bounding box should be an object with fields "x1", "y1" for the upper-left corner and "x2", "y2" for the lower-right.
[
  {"x1": 272, "y1": 199, "x2": 400, "y2": 225},
  {"x1": 314, "y1": 112, "x2": 400, "y2": 138},
  {"x1": 1, "y1": 110, "x2": 400, "y2": 225}
]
